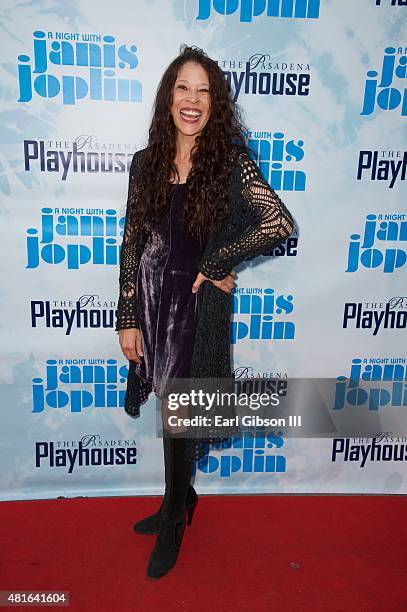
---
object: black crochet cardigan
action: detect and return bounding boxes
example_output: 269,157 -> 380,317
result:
115,146 -> 294,462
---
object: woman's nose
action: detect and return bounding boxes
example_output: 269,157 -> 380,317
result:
185,90 -> 199,103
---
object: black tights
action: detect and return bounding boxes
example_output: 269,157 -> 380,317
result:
162,434 -> 194,522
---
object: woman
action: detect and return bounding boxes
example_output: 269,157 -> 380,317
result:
115,45 -> 294,580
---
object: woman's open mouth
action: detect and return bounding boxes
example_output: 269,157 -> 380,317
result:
179,108 -> 202,123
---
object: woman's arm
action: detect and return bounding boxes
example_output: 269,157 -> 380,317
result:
197,149 -> 295,281
115,151 -> 144,332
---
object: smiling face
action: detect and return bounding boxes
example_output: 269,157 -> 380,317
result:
170,61 -> 211,139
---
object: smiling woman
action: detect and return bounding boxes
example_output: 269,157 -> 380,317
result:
170,61 -> 211,183
115,44 -> 294,580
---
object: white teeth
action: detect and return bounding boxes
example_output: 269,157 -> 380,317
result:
180,110 -> 201,117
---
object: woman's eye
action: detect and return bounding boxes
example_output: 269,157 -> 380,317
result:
177,85 -> 187,90
200,89 -> 209,93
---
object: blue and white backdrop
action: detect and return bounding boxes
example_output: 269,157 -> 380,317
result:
0,0 -> 406,500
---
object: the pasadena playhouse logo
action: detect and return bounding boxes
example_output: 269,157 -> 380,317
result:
231,287 -> 295,344
220,53 -> 311,103
23,135 -> 136,181
374,1 -> 407,7
26,206 -> 125,270
30,294 -> 118,335
196,0 -> 320,22
342,296 -> 407,335
35,434 -> 137,474
346,213 -> 406,274
17,30 -> 141,105
332,433 -> 407,468
361,46 -> 406,117
356,148 -> 406,189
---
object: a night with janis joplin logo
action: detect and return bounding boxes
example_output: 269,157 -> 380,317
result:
345,213 -> 406,274
25,207 -> 125,270
31,358 -> 129,414
231,287 -> 295,343
17,30 -> 142,105
360,46 -> 407,117
196,0 -> 321,22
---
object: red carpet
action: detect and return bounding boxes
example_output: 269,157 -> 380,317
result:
0,495 -> 406,611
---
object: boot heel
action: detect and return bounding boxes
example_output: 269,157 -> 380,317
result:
187,501 -> 197,526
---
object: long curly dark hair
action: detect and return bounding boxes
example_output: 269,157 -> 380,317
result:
128,44 -> 249,240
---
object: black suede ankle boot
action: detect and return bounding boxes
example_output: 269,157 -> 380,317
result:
146,436 -> 195,579
133,484 -> 198,535
134,436 -> 172,535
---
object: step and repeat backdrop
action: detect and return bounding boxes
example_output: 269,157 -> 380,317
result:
0,0 -> 405,501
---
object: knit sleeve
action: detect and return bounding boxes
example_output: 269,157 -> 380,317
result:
115,152 -> 143,332
197,150 -> 295,280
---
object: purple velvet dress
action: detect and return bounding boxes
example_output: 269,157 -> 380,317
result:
135,183 -> 209,397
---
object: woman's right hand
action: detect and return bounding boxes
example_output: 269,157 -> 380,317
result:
192,271 -> 235,294
118,328 -> 144,363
